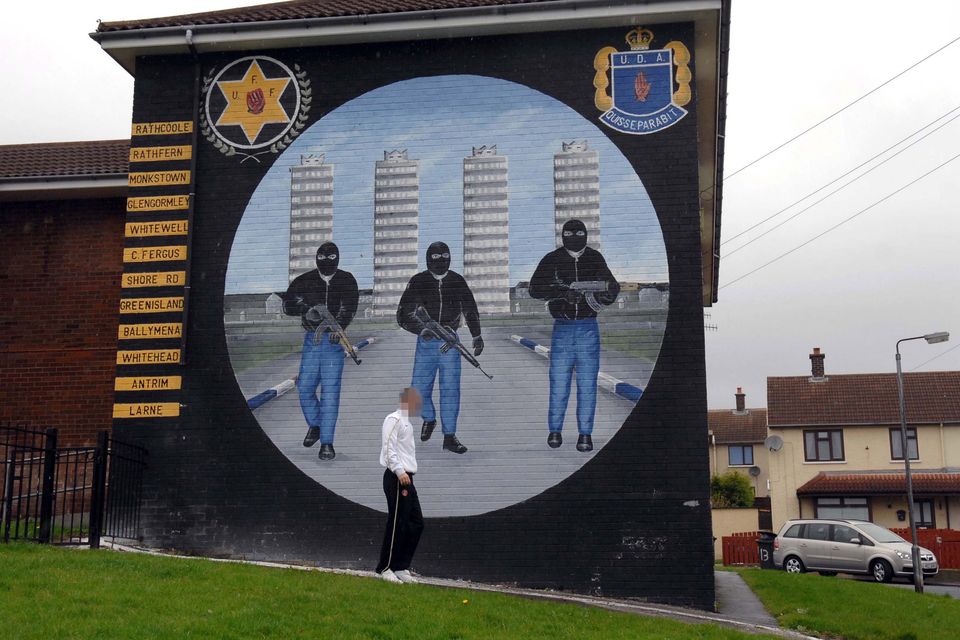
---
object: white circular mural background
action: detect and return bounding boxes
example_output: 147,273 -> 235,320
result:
224,75 -> 670,516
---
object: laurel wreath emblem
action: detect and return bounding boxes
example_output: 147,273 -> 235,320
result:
200,61 -> 312,163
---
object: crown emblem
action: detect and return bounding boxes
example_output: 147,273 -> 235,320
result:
625,27 -> 655,50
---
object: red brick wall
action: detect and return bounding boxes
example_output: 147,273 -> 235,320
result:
0,197 -> 124,445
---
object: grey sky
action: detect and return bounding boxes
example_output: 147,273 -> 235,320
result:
3,1 -> 958,407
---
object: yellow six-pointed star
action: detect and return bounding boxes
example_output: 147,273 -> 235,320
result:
215,60 -> 292,145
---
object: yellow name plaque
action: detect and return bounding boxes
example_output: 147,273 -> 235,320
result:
119,297 -> 184,314
129,146 -> 192,162
116,349 -> 182,365
122,271 -> 186,288
128,170 -> 191,187
131,121 -> 193,136
115,376 -> 183,391
123,246 -> 187,263
114,403 -> 180,419
125,220 -> 189,237
126,195 -> 189,213
118,323 -> 183,340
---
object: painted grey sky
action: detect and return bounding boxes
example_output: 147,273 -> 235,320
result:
225,74 -> 664,293
3,1 -> 958,406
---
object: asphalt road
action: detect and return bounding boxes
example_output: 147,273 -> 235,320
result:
235,325 -> 650,517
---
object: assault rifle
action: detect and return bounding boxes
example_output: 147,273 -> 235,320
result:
554,279 -> 612,313
413,306 -> 493,380
305,304 -> 362,365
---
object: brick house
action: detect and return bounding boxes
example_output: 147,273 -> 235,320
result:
766,349 -> 960,531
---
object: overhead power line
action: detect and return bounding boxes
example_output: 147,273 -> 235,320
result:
722,108 -> 960,258
720,33 -> 960,183
911,343 -> 960,371
722,104 -> 960,248
719,150 -> 960,290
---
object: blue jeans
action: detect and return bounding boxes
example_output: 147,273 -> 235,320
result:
548,317 -> 600,435
411,335 -> 461,434
297,331 -> 345,444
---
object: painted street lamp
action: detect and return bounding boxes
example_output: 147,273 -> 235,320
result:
895,331 -> 950,594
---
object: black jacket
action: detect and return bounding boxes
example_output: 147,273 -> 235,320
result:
281,269 -> 359,331
397,271 -> 482,338
529,247 -> 620,320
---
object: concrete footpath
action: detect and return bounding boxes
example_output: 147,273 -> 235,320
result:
102,543 -> 812,638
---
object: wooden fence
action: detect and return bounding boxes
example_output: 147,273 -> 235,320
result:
721,530 -> 761,566
892,528 -> 960,570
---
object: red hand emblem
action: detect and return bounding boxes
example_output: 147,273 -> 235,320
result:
634,72 -> 651,102
246,88 -> 265,115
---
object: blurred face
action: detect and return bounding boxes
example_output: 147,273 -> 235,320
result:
401,389 -> 422,416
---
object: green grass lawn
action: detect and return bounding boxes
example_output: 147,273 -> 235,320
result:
0,544 -> 770,640
730,566 -> 960,640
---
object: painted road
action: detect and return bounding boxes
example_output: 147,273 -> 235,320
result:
234,324 -> 656,517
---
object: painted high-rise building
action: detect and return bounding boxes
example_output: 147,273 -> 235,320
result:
288,154 -> 334,282
553,140 -> 600,250
373,150 -> 420,316
463,145 -> 510,315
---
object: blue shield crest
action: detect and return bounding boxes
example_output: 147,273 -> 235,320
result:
600,49 -> 688,135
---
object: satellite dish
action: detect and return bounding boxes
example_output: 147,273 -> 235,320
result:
765,435 -> 784,452
749,466 -> 762,477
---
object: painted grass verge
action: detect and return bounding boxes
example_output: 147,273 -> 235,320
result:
731,566 -> 960,640
0,544 -> 774,640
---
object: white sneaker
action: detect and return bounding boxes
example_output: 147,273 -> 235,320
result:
379,569 -> 403,584
393,570 -> 418,584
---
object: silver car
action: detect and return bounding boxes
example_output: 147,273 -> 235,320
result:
773,519 -> 939,583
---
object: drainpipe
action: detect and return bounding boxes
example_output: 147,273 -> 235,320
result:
179,28 -> 201,366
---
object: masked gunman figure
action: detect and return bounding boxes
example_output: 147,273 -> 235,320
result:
281,242 -> 359,461
397,242 -> 483,454
529,220 -> 620,452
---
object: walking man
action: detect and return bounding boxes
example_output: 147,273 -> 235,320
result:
376,387 -> 424,584
397,241 -> 483,454
281,241 -> 359,461
529,220 -> 620,452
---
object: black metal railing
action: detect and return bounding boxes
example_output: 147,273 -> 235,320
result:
0,424 -> 147,547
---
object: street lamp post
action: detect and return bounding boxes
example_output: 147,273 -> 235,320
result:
895,331 -> 949,594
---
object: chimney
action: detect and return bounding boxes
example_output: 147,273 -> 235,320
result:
734,387 -> 746,413
810,347 -> 826,380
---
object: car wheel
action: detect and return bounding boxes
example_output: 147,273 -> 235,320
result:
784,556 -> 805,574
871,559 -> 893,583
818,571 -> 837,577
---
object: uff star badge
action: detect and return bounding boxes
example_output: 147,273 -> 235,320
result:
201,56 -> 311,162
593,28 -> 692,135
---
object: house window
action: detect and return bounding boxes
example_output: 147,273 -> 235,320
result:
815,496 -> 869,521
890,428 -> 919,460
727,445 -> 754,466
804,429 -> 844,462
913,500 -> 936,528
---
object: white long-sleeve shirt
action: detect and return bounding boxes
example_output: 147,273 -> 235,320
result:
380,409 -> 417,476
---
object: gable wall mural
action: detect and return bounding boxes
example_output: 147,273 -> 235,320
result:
112,23 -> 714,607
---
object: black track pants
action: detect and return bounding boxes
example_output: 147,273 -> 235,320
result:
375,469 -> 424,573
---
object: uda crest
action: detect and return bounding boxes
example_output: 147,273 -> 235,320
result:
201,56 -> 311,162
593,28 -> 692,135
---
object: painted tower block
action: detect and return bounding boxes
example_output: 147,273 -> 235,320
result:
289,154 -> 333,281
463,145 -> 510,316
373,150 -> 420,316
554,140 -> 600,250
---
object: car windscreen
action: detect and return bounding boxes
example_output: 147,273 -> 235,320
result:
856,522 -> 906,543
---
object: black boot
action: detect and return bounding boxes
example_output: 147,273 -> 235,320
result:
442,434 -> 467,454
576,435 -> 593,452
303,427 -> 321,448
421,420 -> 437,441
547,432 -> 562,449
319,444 -> 336,460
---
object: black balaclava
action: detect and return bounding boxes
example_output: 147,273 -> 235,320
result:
561,219 -> 588,253
315,241 -> 340,277
426,241 -> 451,277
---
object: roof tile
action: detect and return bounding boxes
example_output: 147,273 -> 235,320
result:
768,371 -> 960,427
797,471 -> 960,495
707,408 -> 767,444
0,140 -> 130,180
